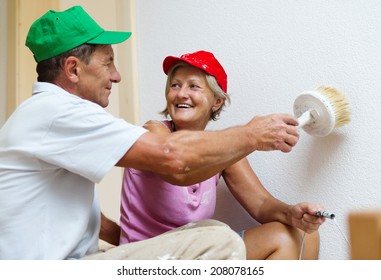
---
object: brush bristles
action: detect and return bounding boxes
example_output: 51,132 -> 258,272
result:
316,86 -> 351,127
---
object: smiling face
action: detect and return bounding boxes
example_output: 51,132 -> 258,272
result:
166,65 -> 224,131
75,45 -> 121,108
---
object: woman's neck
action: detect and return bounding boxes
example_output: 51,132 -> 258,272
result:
171,121 -> 207,132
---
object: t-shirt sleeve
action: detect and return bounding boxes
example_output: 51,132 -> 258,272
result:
36,102 -> 147,183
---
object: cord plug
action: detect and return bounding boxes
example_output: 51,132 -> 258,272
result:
315,210 -> 335,219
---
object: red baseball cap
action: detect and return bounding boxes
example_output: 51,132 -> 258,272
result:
162,50 -> 227,93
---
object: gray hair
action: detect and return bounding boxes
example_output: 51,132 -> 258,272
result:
36,44 -> 97,83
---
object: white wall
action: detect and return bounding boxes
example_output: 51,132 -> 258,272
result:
135,0 -> 381,260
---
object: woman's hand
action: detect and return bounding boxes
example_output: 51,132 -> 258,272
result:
289,202 -> 326,233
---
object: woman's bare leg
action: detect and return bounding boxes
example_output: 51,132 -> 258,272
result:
242,222 -> 320,260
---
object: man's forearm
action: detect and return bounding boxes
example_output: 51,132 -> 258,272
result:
157,126 -> 253,185
117,114 -> 299,185
118,125 -> 253,185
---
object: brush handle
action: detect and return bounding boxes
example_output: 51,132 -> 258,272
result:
297,110 -> 312,128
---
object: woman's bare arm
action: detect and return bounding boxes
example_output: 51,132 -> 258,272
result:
222,158 -> 325,232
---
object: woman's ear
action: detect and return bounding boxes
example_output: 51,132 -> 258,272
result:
212,98 -> 224,112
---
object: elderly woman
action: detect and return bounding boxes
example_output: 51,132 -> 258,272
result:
119,50 -> 325,259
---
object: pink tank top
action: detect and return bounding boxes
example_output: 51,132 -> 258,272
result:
119,120 -> 219,244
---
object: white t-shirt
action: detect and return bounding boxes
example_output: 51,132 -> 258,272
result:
0,82 -> 147,259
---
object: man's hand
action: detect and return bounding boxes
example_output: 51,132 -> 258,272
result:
247,114 -> 299,153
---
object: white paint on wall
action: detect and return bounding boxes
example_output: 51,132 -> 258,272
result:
135,0 -> 381,260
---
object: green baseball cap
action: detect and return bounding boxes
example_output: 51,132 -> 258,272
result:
25,6 -> 132,62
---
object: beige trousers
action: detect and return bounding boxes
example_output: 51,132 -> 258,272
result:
82,219 -> 246,260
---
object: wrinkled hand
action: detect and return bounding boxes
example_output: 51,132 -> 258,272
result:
289,202 -> 326,233
247,114 -> 299,153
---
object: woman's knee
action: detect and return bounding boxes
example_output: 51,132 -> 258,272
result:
272,223 -> 320,259
265,222 -> 300,246
242,222 -> 320,260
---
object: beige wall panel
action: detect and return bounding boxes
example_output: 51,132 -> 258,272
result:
6,0 -> 59,117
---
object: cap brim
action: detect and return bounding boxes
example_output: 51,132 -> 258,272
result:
87,31 -> 132,45
163,56 -> 184,74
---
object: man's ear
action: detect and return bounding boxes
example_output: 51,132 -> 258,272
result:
63,56 -> 80,83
